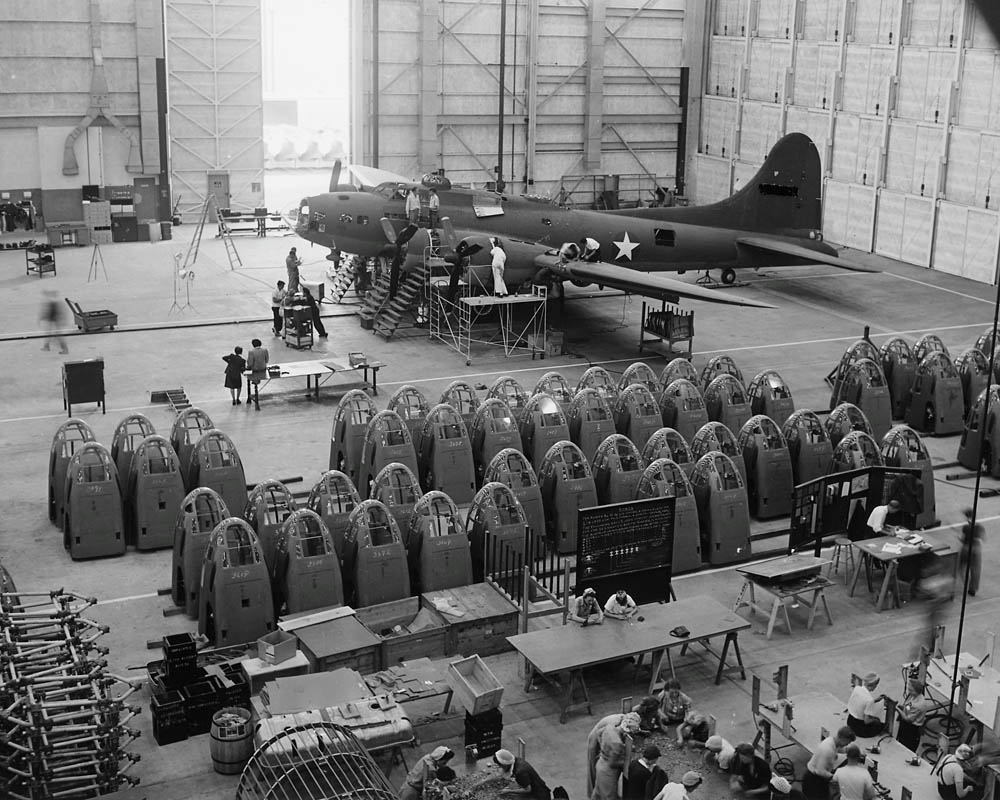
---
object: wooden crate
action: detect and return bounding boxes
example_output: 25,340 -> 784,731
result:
294,615 -> 380,675
355,597 -> 447,669
422,584 -> 519,658
445,655 -> 504,715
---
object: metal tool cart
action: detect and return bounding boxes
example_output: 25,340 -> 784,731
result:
283,298 -> 313,350
25,243 -> 56,277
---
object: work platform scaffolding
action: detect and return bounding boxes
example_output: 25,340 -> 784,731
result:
425,255 -> 547,365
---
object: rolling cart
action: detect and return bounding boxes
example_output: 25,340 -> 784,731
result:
283,301 -> 313,350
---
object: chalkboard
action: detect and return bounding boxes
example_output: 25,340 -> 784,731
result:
577,496 -> 674,604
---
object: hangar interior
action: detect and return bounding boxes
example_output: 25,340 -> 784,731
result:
2,2 -> 1000,800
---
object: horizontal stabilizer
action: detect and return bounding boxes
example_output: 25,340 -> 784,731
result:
557,259 -> 774,308
736,237 -> 879,273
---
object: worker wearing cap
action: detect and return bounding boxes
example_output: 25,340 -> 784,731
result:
867,498 -> 901,535
569,587 -> 604,625
593,713 -> 641,800
846,672 -> 885,737
652,771 -> 703,799
703,734 -> 736,770
936,744 -> 981,800
768,774 -> 805,799
397,745 -> 454,800
604,588 -> 639,620
493,748 -> 551,800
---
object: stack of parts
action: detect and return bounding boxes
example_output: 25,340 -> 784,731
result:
0,590 -> 142,799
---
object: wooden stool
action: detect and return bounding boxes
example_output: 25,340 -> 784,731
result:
830,537 -> 855,583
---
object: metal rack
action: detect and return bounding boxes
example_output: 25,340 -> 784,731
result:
427,255 -> 547,364
0,590 -> 142,800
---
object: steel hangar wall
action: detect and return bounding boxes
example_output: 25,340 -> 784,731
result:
685,0 -> 1000,284
351,0 -> 686,204
0,0 -> 164,226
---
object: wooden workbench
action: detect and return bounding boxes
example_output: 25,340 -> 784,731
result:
734,555 -> 833,639
507,595 -> 749,722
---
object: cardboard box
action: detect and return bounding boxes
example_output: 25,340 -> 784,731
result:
257,630 -> 298,665
446,655 -> 504,716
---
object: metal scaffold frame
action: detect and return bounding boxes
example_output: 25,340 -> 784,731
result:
426,254 -> 547,365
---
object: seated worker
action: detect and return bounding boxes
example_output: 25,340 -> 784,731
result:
867,498 -> 901,536
703,734 -> 736,771
623,744 -> 663,800
494,748 -> 551,800
936,744 -> 983,800
831,744 -> 875,800
568,587 -> 604,626
676,711 -> 711,749
846,672 -> 886,737
729,743 -> 772,797
802,726 -> 855,799
631,696 -> 664,732
604,588 -> 639,620
657,678 -> 692,727
896,676 -> 932,751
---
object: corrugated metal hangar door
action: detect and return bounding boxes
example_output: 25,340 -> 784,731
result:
165,0 -> 264,219
354,0 -> 685,204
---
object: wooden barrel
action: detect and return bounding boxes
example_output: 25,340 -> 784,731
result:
210,706 -> 253,775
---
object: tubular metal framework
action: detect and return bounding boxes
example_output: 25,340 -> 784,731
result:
0,590 -> 141,799
236,722 -> 396,800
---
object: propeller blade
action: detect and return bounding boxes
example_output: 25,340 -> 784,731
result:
441,217 -> 458,250
380,217 -> 397,244
328,159 -> 342,192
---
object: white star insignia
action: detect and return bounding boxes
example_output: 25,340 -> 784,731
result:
613,231 -> 639,260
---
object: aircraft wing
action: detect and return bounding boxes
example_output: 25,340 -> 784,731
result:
555,258 -> 774,308
736,236 -> 879,273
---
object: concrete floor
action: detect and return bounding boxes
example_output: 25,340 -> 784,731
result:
1,222 -> 997,800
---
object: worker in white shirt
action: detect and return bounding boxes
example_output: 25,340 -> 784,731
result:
867,499 -> 901,535
604,588 -> 639,620
846,672 -> 885,737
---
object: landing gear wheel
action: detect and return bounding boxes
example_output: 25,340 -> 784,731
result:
721,268 -> 736,285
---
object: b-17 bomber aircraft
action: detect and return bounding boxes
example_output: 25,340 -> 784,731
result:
294,132 -> 873,309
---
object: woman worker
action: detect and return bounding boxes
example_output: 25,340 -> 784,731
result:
593,713 -> 642,800
398,745 -> 454,800
586,712 -> 640,796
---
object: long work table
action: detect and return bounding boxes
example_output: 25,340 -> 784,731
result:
507,595 -> 749,723
756,691 -> 940,799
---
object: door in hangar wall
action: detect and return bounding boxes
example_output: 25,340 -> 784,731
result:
208,173 -> 230,211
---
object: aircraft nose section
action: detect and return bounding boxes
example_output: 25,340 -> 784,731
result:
295,197 -> 334,248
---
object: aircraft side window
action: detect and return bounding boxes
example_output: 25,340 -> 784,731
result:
654,228 -> 676,247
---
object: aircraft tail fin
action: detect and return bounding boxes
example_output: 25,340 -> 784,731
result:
663,133 -> 824,234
